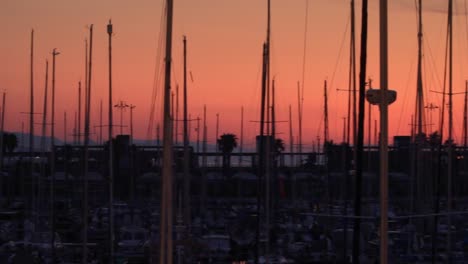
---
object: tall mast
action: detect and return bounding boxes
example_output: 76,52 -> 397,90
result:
378,0 -> 389,263
416,0 -> 424,137
77,81 -> 81,145
74,112 -> 77,145
160,0 -> 174,261
353,0 -> 370,261
41,61 -> 49,153
82,25 -> 92,264
297,82 -> 302,165
300,0 -> 308,153
172,91 -> 175,140
464,81 -> 467,147
100,99 -> 103,145
182,35 -> 191,232
50,47 -> 60,262
201,105 -> 207,213
256,43 -> 268,264
239,106 -> 244,166
272,81 -> 276,145
324,80 -> 329,144
351,0 -> 357,148
289,105 -> 293,166
447,0 -> 454,260
176,82 -> 179,145
81,40 -> 87,145
368,79 -> 372,172
215,113 -> 219,166
29,30 -> 34,155
64,112 -> 67,144
196,117 -> 200,153
107,20 -> 115,264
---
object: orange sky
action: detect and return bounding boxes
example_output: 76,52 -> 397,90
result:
2,0 -> 468,150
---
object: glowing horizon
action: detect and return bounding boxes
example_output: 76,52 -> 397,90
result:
2,0 -> 468,150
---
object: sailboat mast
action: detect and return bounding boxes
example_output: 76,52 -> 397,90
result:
297,82 -> 302,165
447,0 -> 454,260
464,81 -> 467,147
196,117 -> 200,153
64,112 -> 67,144
50,47 -> 60,262
160,0 -> 174,261
239,106 -> 244,166
378,0 -> 388,263
416,0 -> 424,137
82,25 -> 92,264
41,61 -> 49,153
176,82 -> 179,145
77,81 -> 81,145
351,0 -> 357,148
256,42 -> 268,264
107,20 -> 115,264
200,106 -> 207,213
368,80 -> 372,172
74,112 -> 77,144
100,99 -> 103,145
203,105 -> 207,167
324,80 -> 329,144
182,35 -> 191,233
215,113 -> 219,166
288,105 -> 294,166
29,29 -> 34,155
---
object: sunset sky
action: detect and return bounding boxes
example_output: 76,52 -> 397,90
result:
2,0 -> 468,150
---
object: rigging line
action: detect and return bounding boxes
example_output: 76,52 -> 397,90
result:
422,43 -> 434,108
329,18 -> 350,96
424,35 -> 444,119
148,4 -> 165,134
395,56 -> 416,136
324,17 -> 350,142
147,1 -> 167,141
439,5 -> 450,142
245,56 -> 263,141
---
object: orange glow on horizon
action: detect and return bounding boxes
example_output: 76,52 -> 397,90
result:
2,1 -> 468,150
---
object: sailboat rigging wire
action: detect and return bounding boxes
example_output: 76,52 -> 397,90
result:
439,12 -> 450,142
147,1 -> 167,142
324,17 -> 350,141
395,57 -> 416,136
425,33 -> 445,111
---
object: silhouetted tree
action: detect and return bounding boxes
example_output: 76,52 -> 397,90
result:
217,133 -> 238,173
428,132 -> 441,147
274,138 -> 285,154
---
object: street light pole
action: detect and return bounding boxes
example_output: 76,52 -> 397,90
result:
114,101 -> 129,135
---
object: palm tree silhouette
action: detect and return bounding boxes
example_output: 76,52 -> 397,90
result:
274,138 -> 285,154
217,133 -> 238,174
